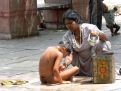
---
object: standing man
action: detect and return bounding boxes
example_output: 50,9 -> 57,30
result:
89,0 -> 103,30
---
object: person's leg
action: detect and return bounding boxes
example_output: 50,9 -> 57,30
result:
60,66 -> 79,81
102,41 -> 111,51
106,24 -> 115,36
89,0 -> 93,23
95,40 -> 112,55
90,0 -> 97,26
113,23 -> 120,35
97,0 -> 103,30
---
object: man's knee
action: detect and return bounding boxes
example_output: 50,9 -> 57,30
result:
73,66 -> 80,73
106,24 -> 113,29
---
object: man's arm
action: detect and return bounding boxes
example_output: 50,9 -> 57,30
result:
64,53 -> 73,67
53,53 -> 63,83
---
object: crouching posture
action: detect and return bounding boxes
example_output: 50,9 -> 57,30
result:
39,42 -> 79,84
102,3 -> 120,36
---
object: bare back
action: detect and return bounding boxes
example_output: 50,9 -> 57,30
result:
39,46 -> 79,84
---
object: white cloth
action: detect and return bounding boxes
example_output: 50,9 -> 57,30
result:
63,23 -> 111,76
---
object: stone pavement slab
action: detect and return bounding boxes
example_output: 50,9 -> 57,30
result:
0,75 -> 121,91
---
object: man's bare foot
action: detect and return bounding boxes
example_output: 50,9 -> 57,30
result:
112,32 -> 120,36
112,26 -> 120,36
115,26 -> 120,34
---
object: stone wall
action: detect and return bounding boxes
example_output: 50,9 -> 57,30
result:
0,0 -> 39,39
72,0 -> 89,22
42,0 -> 89,29
42,0 -> 72,29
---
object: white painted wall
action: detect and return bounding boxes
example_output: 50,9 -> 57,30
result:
103,0 -> 121,5
37,0 -> 121,5
37,0 -> 45,4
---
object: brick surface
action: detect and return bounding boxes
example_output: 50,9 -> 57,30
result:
0,0 -> 39,39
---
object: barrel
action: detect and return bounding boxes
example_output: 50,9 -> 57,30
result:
92,52 -> 115,84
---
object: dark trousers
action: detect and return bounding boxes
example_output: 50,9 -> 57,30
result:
89,0 -> 103,30
106,23 -> 120,34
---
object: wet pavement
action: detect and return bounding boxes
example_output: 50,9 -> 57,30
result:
0,16 -> 121,91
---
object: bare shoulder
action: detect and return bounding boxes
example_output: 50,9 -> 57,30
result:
44,46 -> 61,55
44,46 -> 56,53
46,46 -> 54,50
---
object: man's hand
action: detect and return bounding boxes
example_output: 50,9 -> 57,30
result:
59,64 -> 66,72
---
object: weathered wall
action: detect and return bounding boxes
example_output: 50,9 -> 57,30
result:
44,0 -> 70,4
0,0 -> 39,39
43,0 -> 72,29
43,0 -> 89,29
0,0 -> 10,36
72,0 -> 89,22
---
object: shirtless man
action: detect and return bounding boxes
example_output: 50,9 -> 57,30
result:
39,43 -> 79,84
